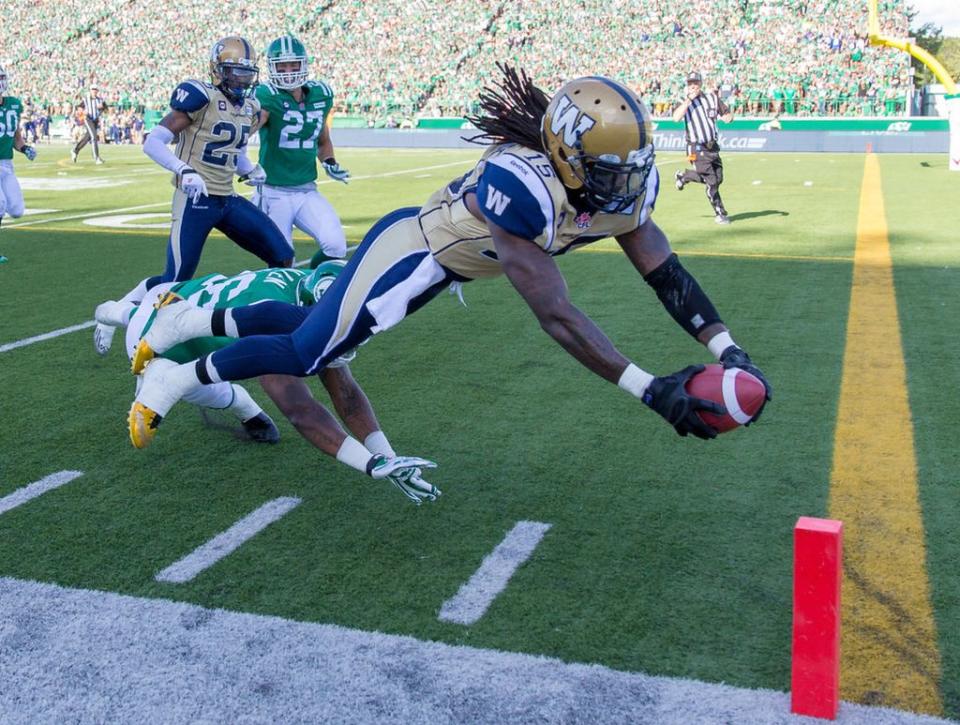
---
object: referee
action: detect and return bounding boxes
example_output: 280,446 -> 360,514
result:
673,72 -> 733,224
71,86 -> 105,164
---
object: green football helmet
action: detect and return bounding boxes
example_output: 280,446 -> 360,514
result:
297,259 -> 345,306
265,35 -> 309,90
0,65 -> 8,96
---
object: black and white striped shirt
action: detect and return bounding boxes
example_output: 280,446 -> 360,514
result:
682,91 -> 729,144
81,93 -> 104,121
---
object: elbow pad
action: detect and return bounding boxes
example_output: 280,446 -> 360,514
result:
643,253 -> 722,338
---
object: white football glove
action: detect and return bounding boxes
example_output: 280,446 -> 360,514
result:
322,158 -> 350,184
368,455 -> 440,505
239,163 -> 267,187
179,167 -> 208,203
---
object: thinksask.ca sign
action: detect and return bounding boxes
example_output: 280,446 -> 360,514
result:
331,117 -> 951,152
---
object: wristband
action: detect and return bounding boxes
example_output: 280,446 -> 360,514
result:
617,363 -> 655,399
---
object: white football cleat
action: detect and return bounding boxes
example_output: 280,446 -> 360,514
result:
131,292 -> 207,374
70,149 -> 78,163
93,323 -> 115,356
95,299 -> 134,326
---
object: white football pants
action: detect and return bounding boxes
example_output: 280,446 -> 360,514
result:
252,185 -> 346,259
0,160 -> 25,218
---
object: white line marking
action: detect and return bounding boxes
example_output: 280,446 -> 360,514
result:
5,160 -> 475,230
0,575 -> 945,724
439,520 -> 551,625
0,471 -> 84,516
156,497 -> 302,584
0,321 -> 96,353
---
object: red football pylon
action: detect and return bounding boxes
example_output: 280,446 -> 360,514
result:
791,517 -> 843,720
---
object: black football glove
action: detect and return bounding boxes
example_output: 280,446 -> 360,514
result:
642,364 -> 726,440
719,345 -> 772,424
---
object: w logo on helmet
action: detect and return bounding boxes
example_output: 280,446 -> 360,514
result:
548,95 -> 596,147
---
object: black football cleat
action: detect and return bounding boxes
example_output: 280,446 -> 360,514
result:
242,411 -> 280,444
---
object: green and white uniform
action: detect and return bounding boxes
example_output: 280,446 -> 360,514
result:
0,96 -> 26,219
251,81 -> 346,258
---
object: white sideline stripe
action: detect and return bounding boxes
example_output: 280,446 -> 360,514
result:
0,576 -> 949,724
0,321 -> 96,353
4,160 -> 475,229
0,471 -> 83,515
439,520 -> 551,625
155,497 -> 301,584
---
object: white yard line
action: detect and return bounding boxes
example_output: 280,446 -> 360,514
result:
155,497 -> 302,584
0,471 -> 84,516
0,321 -> 96,353
439,521 -> 551,626
0,575 -> 947,724
4,160 -> 475,230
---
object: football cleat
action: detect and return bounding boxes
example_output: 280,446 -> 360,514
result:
131,291 -> 187,374
675,169 -> 686,191
70,149 -> 78,163
715,213 -> 731,225
242,411 -> 280,444
128,401 -> 163,449
93,323 -> 116,356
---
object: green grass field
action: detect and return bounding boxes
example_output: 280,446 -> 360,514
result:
1,145 -> 958,719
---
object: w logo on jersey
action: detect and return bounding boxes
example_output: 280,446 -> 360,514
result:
174,89 -> 189,104
549,95 -> 596,147
484,185 -> 511,216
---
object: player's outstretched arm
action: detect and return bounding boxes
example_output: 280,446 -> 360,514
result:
493,221 -> 724,438
616,220 -> 772,413
319,365 -> 382,443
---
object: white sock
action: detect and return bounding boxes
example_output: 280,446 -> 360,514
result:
707,331 -> 737,360
336,437 -> 375,473
364,431 -> 396,458
119,277 -> 152,305
228,384 -> 262,422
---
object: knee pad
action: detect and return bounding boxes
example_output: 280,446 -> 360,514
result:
643,253 -> 722,338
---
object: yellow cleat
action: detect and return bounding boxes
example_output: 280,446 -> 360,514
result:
130,291 -> 183,374
130,339 -> 155,375
128,401 -> 164,449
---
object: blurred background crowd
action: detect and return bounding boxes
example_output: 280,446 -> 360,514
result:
1,0 -> 913,130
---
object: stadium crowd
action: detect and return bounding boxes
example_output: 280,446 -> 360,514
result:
2,0 -> 912,123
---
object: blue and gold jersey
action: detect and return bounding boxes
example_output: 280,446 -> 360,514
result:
168,80 -> 259,195
418,143 -> 660,279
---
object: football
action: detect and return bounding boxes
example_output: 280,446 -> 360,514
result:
684,363 -> 766,433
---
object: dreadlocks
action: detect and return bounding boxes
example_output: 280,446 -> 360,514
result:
465,63 -> 550,152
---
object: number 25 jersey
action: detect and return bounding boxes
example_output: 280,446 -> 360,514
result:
168,80 -> 259,195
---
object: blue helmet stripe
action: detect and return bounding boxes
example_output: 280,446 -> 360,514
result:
586,76 -> 648,147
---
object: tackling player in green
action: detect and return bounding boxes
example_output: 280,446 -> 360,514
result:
242,35 -> 349,264
0,65 -> 38,263
99,262 -> 440,504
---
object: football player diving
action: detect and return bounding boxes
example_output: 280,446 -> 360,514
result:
244,34 -> 351,265
92,36 -> 293,355
0,65 -> 38,264
103,262 -> 439,504
128,65 -> 771,448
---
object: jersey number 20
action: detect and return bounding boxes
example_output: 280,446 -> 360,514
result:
202,121 -> 251,167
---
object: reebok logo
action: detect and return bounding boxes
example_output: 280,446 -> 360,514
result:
484,186 -> 511,216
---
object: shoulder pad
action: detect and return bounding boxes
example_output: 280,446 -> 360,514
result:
170,80 -> 209,113
477,150 -> 560,247
311,81 -> 334,98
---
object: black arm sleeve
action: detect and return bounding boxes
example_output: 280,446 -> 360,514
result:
643,253 -> 722,338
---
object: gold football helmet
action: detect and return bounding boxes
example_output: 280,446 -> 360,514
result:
541,76 -> 655,212
209,36 -> 259,102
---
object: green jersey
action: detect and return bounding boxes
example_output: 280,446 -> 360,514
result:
143,268 -> 309,363
256,80 -> 335,187
0,96 -> 23,160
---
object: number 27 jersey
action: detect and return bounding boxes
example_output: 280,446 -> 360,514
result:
255,80 -> 334,187
168,80 -> 259,195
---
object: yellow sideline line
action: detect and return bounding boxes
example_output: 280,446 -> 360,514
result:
827,154 -> 941,714
576,246 -> 852,263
